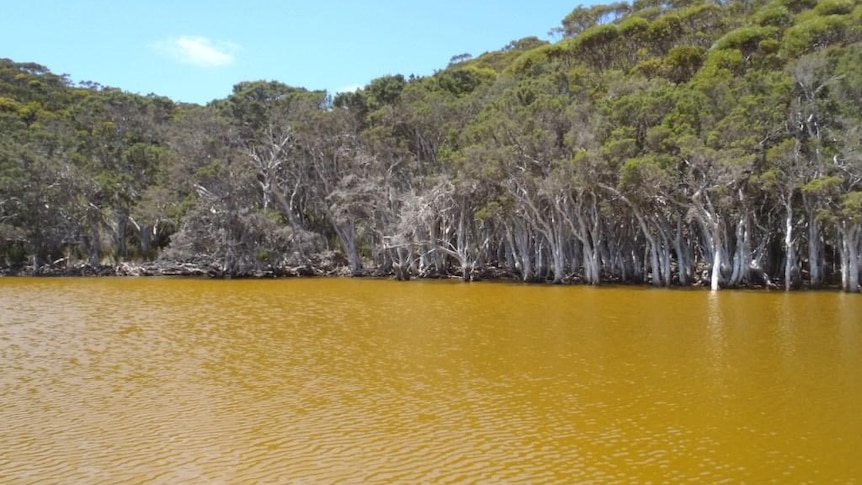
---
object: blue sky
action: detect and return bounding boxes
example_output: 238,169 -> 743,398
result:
2,1 -> 589,105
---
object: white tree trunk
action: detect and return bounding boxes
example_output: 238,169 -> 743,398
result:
674,224 -> 690,286
805,198 -> 822,287
784,205 -> 794,291
848,249 -> 859,293
660,239 -> 672,286
840,225 -> 860,293
551,232 -> 565,284
514,225 -> 533,282
711,238 -> 722,292
334,221 -> 362,275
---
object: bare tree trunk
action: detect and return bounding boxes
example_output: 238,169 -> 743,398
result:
275,179 -> 305,229
587,195 -> 604,285
839,225 -> 860,293
506,221 -> 533,282
674,218 -> 690,286
510,185 -> 566,283
83,224 -> 101,267
690,189 -> 724,291
334,220 -> 362,275
551,228 -> 565,284
737,214 -> 753,286
393,246 -> 412,281
711,238 -> 722,292
659,230 -> 672,287
784,201 -> 795,291
848,248 -> 859,293
637,215 -> 661,287
114,211 -> 128,262
437,205 -> 480,281
805,196 -> 823,287
729,218 -> 743,286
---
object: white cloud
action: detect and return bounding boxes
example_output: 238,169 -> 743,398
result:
335,84 -> 363,94
153,36 -> 238,68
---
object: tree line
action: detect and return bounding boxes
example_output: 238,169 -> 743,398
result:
1,0 -> 861,290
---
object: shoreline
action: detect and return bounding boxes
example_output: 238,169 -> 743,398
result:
0,259 -> 848,292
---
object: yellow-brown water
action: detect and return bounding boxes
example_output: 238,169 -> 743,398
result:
1,278 -> 860,483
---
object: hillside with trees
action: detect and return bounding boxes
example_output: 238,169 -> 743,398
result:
1,0 -> 861,290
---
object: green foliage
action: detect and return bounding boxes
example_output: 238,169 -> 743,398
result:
678,3 -> 725,30
474,200 -> 502,222
697,48 -> 744,83
783,15 -> 857,55
3,241 -> 27,264
618,155 -> 673,193
435,66 -> 496,96
714,26 -> 779,54
503,37 -> 548,52
632,58 -> 666,78
647,14 -> 683,53
227,80 -> 322,137
0,96 -> 20,112
618,16 -> 650,37
507,45 -> 556,76
577,24 -> 620,48
333,90 -> 368,117
839,191 -> 862,222
777,0 -> 818,14
568,24 -> 624,70
2,0 -> 862,288
802,175 -> 843,194
831,44 -> 862,117
753,4 -> 794,27
561,3 -> 629,37
365,74 -> 406,108
665,46 -> 706,83
814,0 -> 855,16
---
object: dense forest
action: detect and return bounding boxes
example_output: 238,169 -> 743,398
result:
1,0 -> 861,291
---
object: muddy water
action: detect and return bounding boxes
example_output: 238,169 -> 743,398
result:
1,278 -> 860,483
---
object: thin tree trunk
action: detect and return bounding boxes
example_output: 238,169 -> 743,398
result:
784,202 -> 795,291
711,229 -> 722,292
334,220 -> 362,275
840,225 -> 860,293
805,196 -> 823,287
674,219 -> 690,286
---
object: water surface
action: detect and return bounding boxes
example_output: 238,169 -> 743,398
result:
1,278 -> 860,483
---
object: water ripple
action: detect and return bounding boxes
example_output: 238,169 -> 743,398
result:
1,279 -> 861,482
